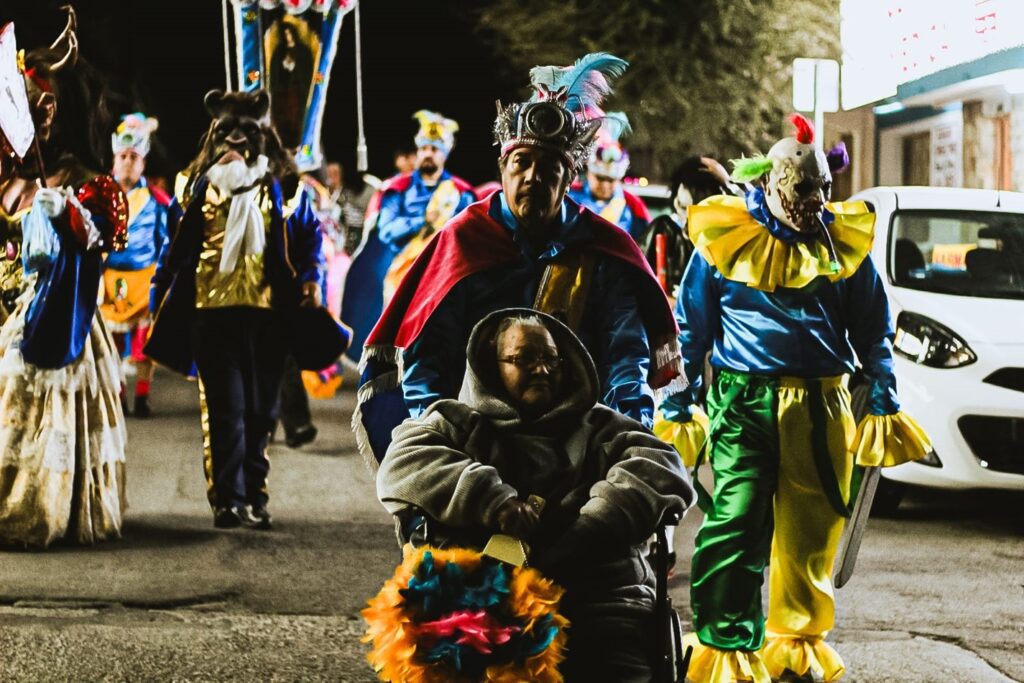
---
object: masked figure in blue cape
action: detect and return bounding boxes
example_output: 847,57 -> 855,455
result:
339,110 -> 475,364
353,53 -> 680,466
146,89 -> 346,531
653,114 -> 931,683
568,111 -> 650,242
0,8 -> 130,548
99,112 -> 170,418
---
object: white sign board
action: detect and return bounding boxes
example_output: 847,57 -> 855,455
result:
793,58 -> 840,113
0,23 -> 34,160
930,119 -> 963,188
841,0 -> 1024,109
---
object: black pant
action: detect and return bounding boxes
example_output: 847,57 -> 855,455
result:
278,353 -> 312,435
191,307 -> 286,509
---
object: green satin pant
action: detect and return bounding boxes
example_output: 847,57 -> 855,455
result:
690,370 -> 854,658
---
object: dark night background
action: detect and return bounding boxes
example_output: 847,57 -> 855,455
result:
1,1 -> 523,187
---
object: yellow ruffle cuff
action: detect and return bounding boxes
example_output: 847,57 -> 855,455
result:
852,411 -> 932,467
762,636 -> 845,682
683,633 -> 771,683
653,406 -> 709,468
686,195 -> 876,292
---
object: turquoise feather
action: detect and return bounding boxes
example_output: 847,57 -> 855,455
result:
529,52 -> 628,113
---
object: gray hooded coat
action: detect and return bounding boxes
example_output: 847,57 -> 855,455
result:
377,308 -> 695,680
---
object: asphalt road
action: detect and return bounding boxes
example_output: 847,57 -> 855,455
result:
0,370 -> 1021,682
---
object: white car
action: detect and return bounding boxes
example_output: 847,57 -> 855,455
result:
848,186 -> 1024,509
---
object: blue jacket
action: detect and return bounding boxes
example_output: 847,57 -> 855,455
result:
401,192 -> 656,427
145,175 -> 324,375
568,183 -> 650,241
19,199 -> 107,369
104,177 -> 169,271
376,169 -> 475,249
662,251 -> 900,420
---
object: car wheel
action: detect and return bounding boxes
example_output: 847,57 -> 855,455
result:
849,374 -> 906,517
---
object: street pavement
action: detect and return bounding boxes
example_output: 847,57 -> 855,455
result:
0,370 -> 1021,682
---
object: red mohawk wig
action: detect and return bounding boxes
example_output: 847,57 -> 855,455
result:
789,113 -> 814,144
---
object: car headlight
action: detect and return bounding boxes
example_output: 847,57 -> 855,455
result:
893,312 -> 977,368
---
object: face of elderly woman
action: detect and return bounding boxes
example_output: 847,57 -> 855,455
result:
496,322 -> 563,416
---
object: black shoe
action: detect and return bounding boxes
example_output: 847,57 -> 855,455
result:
214,506 -> 261,529
285,424 -> 317,448
249,505 -> 273,531
133,394 -> 151,418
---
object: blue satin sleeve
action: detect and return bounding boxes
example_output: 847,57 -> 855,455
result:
150,200 -> 183,313
456,190 -> 476,215
20,209 -> 102,369
661,254 -> 719,422
286,189 -> 326,287
153,202 -> 169,270
376,190 -> 421,249
627,209 -> 649,242
401,279 -> 470,417
845,256 -> 900,415
594,260 -> 654,427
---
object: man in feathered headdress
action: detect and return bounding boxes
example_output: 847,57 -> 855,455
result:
568,111 -> 650,241
654,114 -> 931,682
378,110 -> 477,300
100,113 -> 170,418
338,110 -> 475,364
352,53 -> 679,467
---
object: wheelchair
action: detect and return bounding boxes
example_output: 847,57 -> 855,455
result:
392,508 -> 692,682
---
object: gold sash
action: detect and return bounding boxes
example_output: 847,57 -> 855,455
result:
533,250 -> 596,332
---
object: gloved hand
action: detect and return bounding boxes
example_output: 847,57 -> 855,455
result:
35,185 -> 68,218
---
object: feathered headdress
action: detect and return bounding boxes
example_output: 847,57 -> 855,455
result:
588,111 -> 631,180
494,52 -> 628,172
413,109 -> 459,157
112,112 -> 158,157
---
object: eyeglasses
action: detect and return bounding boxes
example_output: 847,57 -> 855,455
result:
498,354 -> 563,371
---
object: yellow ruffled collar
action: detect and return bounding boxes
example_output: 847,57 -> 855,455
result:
686,195 -> 876,292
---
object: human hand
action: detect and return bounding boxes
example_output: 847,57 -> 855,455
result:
35,185 -> 68,218
495,498 -> 540,539
300,281 -> 322,308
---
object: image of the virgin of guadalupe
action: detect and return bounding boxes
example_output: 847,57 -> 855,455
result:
266,16 -> 319,151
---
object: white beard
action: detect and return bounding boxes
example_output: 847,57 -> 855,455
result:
206,155 -> 270,273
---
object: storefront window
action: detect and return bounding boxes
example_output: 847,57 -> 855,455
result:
890,210 -> 1024,299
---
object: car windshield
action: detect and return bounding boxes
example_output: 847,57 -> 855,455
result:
889,209 -> 1024,299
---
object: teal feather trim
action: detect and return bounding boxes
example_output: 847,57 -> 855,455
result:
730,155 -> 774,182
529,52 -> 628,114
602,111 -> 631,141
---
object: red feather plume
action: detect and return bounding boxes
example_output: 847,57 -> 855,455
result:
790,113 -> 814,144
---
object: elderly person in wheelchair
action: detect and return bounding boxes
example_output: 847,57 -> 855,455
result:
377,308 -> 695,681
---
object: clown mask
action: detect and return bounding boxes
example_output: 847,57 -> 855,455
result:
763,114 -> 832,232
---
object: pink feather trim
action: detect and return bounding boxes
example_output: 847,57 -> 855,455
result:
418,610 -> 521,654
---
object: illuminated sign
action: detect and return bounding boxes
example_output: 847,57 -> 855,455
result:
841,0 -> 1024,109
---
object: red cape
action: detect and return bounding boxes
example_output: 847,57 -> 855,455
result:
366,196 -> 679,388
624,189 -> 651,222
